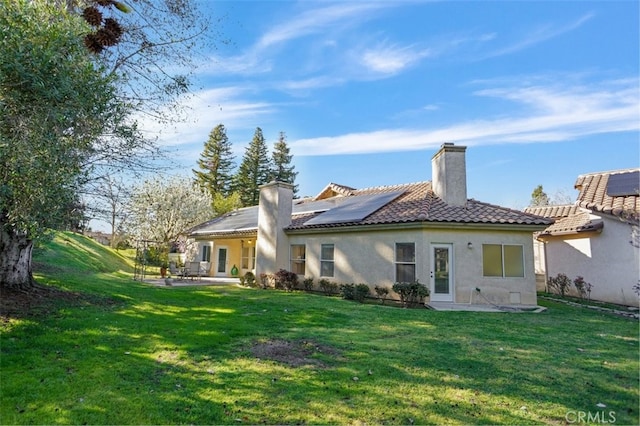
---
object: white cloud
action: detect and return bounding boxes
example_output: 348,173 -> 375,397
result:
361,42 -> 432,75
289,77 -> 639,156
484,12 -> 595,58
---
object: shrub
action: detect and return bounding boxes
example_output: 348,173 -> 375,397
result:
354,283 -> 370,303
392,281 -> 430,307
339,283 -> 354,300
374,286 -> 389,304
259,273 -> 274,289
274,269 -> 298,291
302,276 -> 314,291
548,273 -> 572,297
243,271 -> 256,288
318,278 -> 338,295
573,276 -> 592,299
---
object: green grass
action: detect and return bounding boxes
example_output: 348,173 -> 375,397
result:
1,232 -> 638,425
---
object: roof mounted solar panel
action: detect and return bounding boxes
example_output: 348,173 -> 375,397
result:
606,171 -> 640,197
303,191 -> 405,226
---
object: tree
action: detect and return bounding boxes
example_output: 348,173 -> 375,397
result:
126,176 -> 213,245
84,174 -> 131,247
234,127 -> 273,207
270,131 -> 298,195
193,124 -> 236,197
0,0 -> 139,289
530,185 -> 551,207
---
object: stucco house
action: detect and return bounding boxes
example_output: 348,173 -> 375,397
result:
188,143 -> 551,306
524,169 -> 640,307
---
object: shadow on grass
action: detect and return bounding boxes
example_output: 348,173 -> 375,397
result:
2,279 -> 638,424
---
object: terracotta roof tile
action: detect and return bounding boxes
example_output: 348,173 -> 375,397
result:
574,169 -> 639,222
523,205 -> 581,218
539,212 -> 604,237
287,181 -> 551,230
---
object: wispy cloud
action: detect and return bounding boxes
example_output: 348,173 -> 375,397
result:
135,87 -> 277,147
289,76 -> 639,156
199,2 -> 393,77
360,41 -> 433,75
483,12 -> 595,58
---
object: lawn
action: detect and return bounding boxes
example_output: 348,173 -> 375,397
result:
1,232 -> 638,425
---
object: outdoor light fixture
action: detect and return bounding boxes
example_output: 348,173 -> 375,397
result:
467,242 -> 473,249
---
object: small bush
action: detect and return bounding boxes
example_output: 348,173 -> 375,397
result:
319,278 -> 338,295
548,273 -> 572,297
354,283 -> 370,303
274,269 -> 298,291
302,276 -> 314,291
374,286 -> 389,304
573,276 -> 592,299
244,271 -> 256,288
392,281 -> 430,307
259,273 -> 274,289
340,283 -> 354,300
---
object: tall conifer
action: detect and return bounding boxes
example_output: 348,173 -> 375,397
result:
234,127 -> 272,206
193,124 -> 235,198
270,131 -> 298,195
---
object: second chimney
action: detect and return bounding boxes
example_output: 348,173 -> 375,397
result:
431,143 -> 467,207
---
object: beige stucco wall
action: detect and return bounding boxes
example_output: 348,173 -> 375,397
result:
543,216 -> 640,307
288,226 -> 538,305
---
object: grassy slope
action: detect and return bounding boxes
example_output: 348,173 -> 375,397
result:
1,232 -> 638,425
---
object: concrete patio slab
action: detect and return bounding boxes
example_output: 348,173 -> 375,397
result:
427,302 -> 546,313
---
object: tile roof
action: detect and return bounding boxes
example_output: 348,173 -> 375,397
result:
537,211 -> 604,237
523,204 -> 581,219
574,169 -> 640,222
190,181 -> 551,237
287,181 -> 552,230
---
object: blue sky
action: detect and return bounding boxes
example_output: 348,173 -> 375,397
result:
140,0 -> 639,209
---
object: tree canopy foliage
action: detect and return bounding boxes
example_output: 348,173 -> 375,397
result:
126,176 -> 212,244
271,131 -> 298,195
234,127 -> 273,207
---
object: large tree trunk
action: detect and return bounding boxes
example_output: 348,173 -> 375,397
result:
0,224 -> 35,291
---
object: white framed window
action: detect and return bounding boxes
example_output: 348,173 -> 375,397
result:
241,246 -> 255,270
320,244 -> 334,277
395,242 -> 416,282
482,244 -> 524,277
202,245 -> 211,262
290,244 -> 306,275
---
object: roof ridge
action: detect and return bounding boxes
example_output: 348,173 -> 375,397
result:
354,180 -> 429,193
577,168 -> 640,179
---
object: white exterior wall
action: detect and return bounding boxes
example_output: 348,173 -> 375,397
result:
544,216 -> 640,306
288,226 -> 538,305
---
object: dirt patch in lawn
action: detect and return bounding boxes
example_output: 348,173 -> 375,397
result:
249,339 -> 341,368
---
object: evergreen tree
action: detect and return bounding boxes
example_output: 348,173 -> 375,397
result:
530,184 -> 551,206
234,127 -> 272,206
271,131 -> 298,195
193,124 -> 235,197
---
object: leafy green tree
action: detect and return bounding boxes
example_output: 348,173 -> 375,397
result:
270,131 -> 298,195
530,185 -> 551,207
234,127 -> 273,206
0,0 -> 138,289
193,124 -> 236,197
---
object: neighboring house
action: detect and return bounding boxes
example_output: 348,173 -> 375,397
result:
189,143 -> 551,306
524,169 -> 640,307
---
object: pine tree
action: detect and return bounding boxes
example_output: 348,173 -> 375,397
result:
193,124 -> 235,198
270,131 -> 298,195
530,184 -> 551,206
234,127 -> 273,206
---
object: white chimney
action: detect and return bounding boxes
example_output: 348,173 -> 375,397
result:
255,181 -> 294,276
431,143 -> 467,206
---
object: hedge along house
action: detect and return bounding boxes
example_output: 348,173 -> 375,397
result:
188,143 -> 551,305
